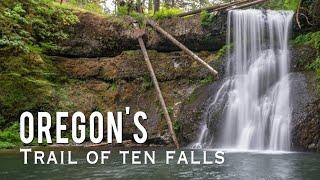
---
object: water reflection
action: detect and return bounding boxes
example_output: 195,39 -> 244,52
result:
0,148 -> 319,179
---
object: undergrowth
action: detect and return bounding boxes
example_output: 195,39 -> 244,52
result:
295,31 -> 320,93
0,123 -> 21,149
200,10 -> 216,28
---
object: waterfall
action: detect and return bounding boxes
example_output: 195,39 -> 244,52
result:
192,9 -> 294,151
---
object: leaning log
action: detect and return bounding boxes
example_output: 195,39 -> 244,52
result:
177,0 -> 252,17
227,0 -> 267,10
132,23 -> 180,149
147,19 -> 218,75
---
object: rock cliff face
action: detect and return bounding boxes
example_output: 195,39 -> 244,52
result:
52,50 -> 221,145
52,12 -> 227,58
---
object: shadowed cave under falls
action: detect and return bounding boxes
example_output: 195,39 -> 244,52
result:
192,9 -> 294,151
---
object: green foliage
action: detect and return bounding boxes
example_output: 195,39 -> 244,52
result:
58,0 -> 105,15
295,31 -> 320,70
153,8 -> 182,20
0,115 -> 6,127
295,31 -> 320,50
283,0 -> 300,10
173,120 -> 182,134
117,5 -> 130,16
295,31 -> 320,94
215,44 -> 229,59
0,54 -> 62,125
142,76 -> 153,91
130,11 -> 146,27
111,82 -> 117,91
0,123 -> 21,149
306,57 -> 320,71
0,0 -> 79,55
262,0 -> 299,10
200,76 -> 214,85
167,106 -> 174,115
200,10 -> 216,27
83,2 -> 104,14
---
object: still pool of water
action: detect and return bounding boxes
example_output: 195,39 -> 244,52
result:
0,148 -> 319,179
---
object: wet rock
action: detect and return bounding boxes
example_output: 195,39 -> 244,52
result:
290,72 -> 320,152
290,45 -> 318,72
176,81 -> 220,146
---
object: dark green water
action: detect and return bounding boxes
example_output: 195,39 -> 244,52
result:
0,148 -> 319,179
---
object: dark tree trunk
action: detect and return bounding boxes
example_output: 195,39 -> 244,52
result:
154,0 -> 160,12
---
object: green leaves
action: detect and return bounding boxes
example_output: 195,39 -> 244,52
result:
153,8 -> 182,20
297,31 -> 320,50
200,10 -> 215,28
0,0 -> 79,55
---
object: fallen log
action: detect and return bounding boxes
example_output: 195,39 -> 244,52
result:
132,22 -> 180,149
84,143 -> 108,148
227,0 -> 267,10
177,0 -> 252,17
147,19 -> 218,75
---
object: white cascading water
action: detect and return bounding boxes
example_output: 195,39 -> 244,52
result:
192,9 -> 294,151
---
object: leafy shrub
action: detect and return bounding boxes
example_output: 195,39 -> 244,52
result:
295,31 -> 320,70
200,10 -> 216,27
117,5 -> 130,16
284,0 -> 300,10
295,31 -> 320,50
0,123 -> 21,149
0,0 -> 79,55
153,8 -> 182,20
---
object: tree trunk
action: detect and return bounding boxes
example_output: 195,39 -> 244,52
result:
132,23 -> 180,149
148,0 -> 153,12
154,0 -> 160,12
137,0 -> 142,13
147,19 -> 219,75
164,0 -> 171,7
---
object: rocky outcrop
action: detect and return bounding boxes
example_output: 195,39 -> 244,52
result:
53,13 -> 227,58
290,45 -> 318,72
290,72 -> 320,152
54,50 -> 220,81
52,50 -> 221,145
176,80 -> 225,146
